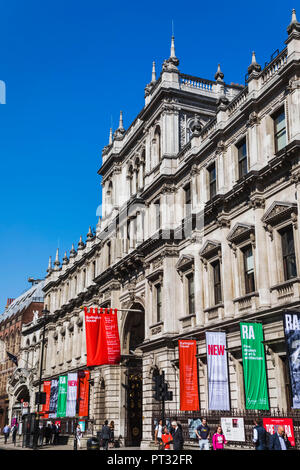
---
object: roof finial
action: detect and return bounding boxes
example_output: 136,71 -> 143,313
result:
62,251 -> 69,265
247,51 -> 261,75
69,243 -> 77,258
170,35 -> 176,59
214,63 -> 224,81
87,226 -> 93,240
287,8 -> 300,35
46,256 -> 52,274
114,111 -> 126,139
152,61 -> 156,83
53,248 -> 61,270
78,235 -> 85,250
109,127 -> 113,145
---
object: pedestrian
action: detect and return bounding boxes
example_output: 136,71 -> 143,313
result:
161,425 -> 173,450
109,421 -> 115,448
171,420 -> 184,450
269,426 -> 291,450
45,424 -> 52,445
101,420 -> 111,450
212,425 -> 227,451
252,419 -> 268,450
154,419 -> 163,448
12,424 -> 17,446
3,424 -> 10,444
195,417 -> 210,450
76,424 -> 82,449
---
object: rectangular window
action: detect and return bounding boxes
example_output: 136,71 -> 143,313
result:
156,284 -> 162,323
243,245 -> 255,294
281,226 -> 297,280
184,183 -> 192,218
155,199 -> 161,230
187,274 -> 195,315
212,260 -> 222,305
208,163 -> 216,199
107,241 -> 111,267
274,107 -> 286,152
237,138 -> 248,179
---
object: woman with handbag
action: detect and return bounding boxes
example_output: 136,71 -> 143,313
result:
161,426 -> 173,450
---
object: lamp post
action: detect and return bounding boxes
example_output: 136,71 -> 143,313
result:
33,307 -> 49,449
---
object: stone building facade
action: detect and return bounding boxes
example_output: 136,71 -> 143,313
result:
10,10 -> 300,448
1,279 -> 44,430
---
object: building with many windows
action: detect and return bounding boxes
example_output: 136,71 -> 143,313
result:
8,9 -> 300,448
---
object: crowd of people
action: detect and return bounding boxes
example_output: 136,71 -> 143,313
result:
154,417 -> 292,451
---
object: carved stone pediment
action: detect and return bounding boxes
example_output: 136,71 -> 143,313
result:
199,240 -> 221,260
175,254 -> 194,274
261,201 -> 297,227
227,222 -> 255,245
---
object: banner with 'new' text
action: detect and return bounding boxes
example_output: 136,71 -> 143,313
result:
206,331 -> 230,410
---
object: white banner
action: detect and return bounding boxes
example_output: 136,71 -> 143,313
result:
206,331 -> 230,410
66,372 -> 78,417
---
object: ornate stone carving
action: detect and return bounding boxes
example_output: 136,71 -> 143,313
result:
261,201 -> 298,227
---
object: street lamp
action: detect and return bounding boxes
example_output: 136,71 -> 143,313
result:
33,307 -> 49,449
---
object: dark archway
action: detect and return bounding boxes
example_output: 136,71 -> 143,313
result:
123,302 -> 144,446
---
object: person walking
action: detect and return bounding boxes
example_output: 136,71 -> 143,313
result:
76,424 -> 82,449
161,426 -> 173,450
269,426 -> 291,450
45,424 -> 52,445
252,419 -> 268,450
109,421 -> 115,448
171,421 -> 184,450
11,424 -> 18,446
212,425 -> 227,451
195,417 -> 210,450
101,420 -> 111,450
3,424 -> 10,444
154,419 -> 163,448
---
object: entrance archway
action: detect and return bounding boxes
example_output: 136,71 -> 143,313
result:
122,302 -> 144,446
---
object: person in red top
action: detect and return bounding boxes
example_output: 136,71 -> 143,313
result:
161,426 -> 173,450
212,425 -> 227,451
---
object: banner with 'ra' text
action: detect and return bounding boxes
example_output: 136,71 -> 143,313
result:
240,322 -> 269,410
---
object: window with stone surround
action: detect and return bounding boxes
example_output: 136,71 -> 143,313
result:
199,240 -> 223,308
242,245 -> 255,294
208,162 -> 216,199
280,225 -> 297,281
187,273 -> 195,315
212,260 -> 222,305
273,106 -> 286,153
184,183 -> 192,218
237,137 -> 248,179
155,283 -> 162,323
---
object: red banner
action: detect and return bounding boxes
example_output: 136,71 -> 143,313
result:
84,307 -> 120,366
263,418 -> 295,447
78,370 -> 90,417
42,380 -> 51,419
178,340 -> 199,411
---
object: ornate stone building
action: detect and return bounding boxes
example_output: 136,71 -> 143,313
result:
1,279 -> 44,430
11,9 -> 300,448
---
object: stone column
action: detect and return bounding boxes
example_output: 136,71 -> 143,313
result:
250,196 -> 271,307
218,217 -> 234,318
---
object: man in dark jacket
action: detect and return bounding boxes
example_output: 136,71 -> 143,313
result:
252,419 -> 268,450
171,421 -> 184,450
269,426 -> 291,450
101,420 -> 111,450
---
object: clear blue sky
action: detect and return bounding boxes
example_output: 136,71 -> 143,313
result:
0,0 -> 296,312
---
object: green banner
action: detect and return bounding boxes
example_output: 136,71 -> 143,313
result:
240,322 -> 269,410
56,375 -> 68,417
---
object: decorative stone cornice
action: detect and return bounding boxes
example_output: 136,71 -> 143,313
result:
227,222 -> 255,246
261,201 -> 298,227
199,239 -> 221,260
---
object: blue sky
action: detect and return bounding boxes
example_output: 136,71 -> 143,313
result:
0,0 -> 296,312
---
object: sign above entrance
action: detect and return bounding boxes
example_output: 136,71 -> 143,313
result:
84,307 -> 121,367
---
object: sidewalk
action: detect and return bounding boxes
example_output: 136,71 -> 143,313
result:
0,438 -> 142,451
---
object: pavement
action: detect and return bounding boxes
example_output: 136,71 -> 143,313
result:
0,437 -> 143,451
